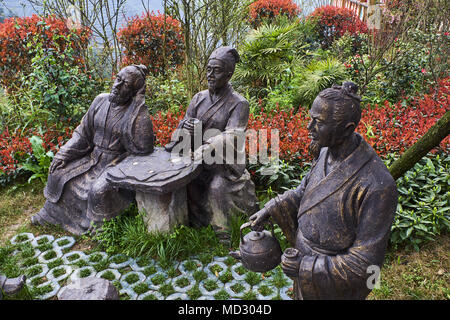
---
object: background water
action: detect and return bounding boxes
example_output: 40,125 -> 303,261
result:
1,0 -> 163,20
1,0 -> 327,20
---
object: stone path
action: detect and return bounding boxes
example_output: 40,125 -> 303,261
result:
9,233 -> 294,300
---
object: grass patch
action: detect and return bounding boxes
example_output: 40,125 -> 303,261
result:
368,234 -> 450,300
214,289 -> 230,300
193,270 -> 207,282
91,210 -> 224,263
133,282 -> 150,295
258,284 -> 274,297
203,279 -> 218,292
245,271 -> 262,286
124,273 -> 140,284
26,265 -> 43,277
52,267 -> 66,278
151,274 -> 166,286
218,270 -> 233,284
142,293 -> 158,300
187,284 -> 202,300
159,283 -> 175,297
92,259 -> 109,272
47,258 -> 63,269
142,265 -> 157,277
182,260 -> 199,272
73,259 -> 89,268
270,267 -> 289,289
242,290 -> 257,300
79,268 -> 92,278
100,270 -> 116,281
0,182 -> 46,245
175,277 -> 190,288
230,282 -> 245,294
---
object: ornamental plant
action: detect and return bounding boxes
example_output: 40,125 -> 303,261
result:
249,0 -> 301,28
118,11 -> 184,76
308,5 -> 368,48
0,14 -> 91,89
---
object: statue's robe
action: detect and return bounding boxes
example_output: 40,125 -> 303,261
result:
171,84 -> 259,231
265,134 -> 398,299
32,92 -> 154,235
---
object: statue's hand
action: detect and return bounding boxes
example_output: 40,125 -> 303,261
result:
281,248 -> 302,278
49,159 -> 66,174
249,208 -> 270,231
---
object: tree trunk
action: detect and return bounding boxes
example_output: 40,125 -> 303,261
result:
389,110 -> 450,180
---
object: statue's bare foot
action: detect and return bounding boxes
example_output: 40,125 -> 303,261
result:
1,275 -> 26,295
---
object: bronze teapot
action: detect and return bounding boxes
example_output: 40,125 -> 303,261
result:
230,220 -> 282,273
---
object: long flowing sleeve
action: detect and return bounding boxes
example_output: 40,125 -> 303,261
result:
265,173 -> 309,246
297,183 -> 398,299
54,94 -> 100,162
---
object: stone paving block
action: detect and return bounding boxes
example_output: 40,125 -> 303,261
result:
199,278 -> 224,296
47,265 -> 74,282
38,247 -> 63,265
108,254 -> 134,269
137,290 -> 163,300
9,233 -> 296,301
224,279 -> 251,298
35,280 -> 61,300
70,266 -> 97,282
62,251 -> 87,265
53,236 -> 76,251
172,274 -> 195,293
31,235 -> 55,247
166,292 -> 189,300
10,233 -> 34,245
96,268 -> 122,281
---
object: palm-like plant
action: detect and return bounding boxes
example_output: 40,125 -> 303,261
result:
292,57 -> 349,110
233,20 -> 306,94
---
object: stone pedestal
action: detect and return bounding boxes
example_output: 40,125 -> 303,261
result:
136,187 -> 188,232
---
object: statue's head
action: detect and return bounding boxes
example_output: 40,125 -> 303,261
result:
207,46 -> 240,93
307,81 -> 361,158
109,64 -> 148,105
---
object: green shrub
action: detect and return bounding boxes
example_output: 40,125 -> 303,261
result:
20,135 -> 54,184
13,32 -> 100,126
233,19 -> 305,95
291,56 -> 349,109
390,154 -> 449,250
92,209 -> 223,263
146,73 -> 189,114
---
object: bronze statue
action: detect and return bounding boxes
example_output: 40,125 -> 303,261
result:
166,46 -> 259,241
31,65 -> 154,235
250,82 -> 398,300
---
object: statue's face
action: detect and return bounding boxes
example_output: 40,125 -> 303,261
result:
206,59 -> 231,93
109,68 -> 135,105
308,97 -> 341,150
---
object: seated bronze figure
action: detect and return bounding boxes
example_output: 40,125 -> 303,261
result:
166,46 -> 259,240
250,82 -> 398,300
31,65 -> 154,235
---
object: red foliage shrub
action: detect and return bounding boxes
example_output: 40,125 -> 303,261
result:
247,107 -> 311,164
249,0 -> 301,28
2,78 -> 448,182
308,5 -> 368,48
118,11 -> 184,75
0,124 -> 72,177
150,107 -> 186,147
0,14 -> 91,88
358,77 -> 450,157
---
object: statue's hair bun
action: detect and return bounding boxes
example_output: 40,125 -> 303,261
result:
342,81 -> 358,95
132,64 -> 149,78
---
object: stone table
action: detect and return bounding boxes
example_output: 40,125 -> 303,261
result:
106,147 -> 202,232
